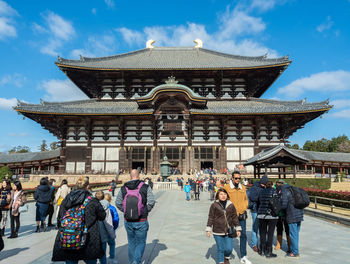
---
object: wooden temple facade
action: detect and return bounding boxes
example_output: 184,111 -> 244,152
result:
14,41 -> 332,174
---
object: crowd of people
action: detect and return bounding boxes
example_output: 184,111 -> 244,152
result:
205,171 -> 307,264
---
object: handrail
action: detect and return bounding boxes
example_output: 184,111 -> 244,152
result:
309,195 -> 350,212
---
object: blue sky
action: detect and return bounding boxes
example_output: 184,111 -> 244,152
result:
0,0 -> 350,153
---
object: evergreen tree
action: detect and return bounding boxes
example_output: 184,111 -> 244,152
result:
39,140 -> 48,152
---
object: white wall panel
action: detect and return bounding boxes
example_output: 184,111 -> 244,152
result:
106,148 -> 119,160
91,162 -> 104,172
66,162 -> 75,173
92,148 -> 105,160
227,147 -> 240,160
76,162 -> 86,173
106,162 -> 119,173
241,147 -> 254,160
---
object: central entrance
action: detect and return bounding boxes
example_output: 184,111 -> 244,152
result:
201,161 -> 213,170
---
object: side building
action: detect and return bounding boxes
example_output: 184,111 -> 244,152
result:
14,41 -> 332,174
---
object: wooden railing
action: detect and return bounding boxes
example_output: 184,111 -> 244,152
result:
153,182 -> 181,190
309,195 -> 350,212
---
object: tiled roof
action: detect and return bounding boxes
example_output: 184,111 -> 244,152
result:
14,98 -> 331,115
0,149 -> 60,164
56,47 -> 291,70
244,144 -> 350,165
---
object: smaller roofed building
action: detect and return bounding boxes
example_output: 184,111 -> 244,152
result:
244,144 -> 350,178
0,150 -> 60,177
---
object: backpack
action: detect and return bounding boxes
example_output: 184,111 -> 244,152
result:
123,182 -> 145,221
59,196 -> 92,250
269,193 -> 282,217
290,186 -> 310,209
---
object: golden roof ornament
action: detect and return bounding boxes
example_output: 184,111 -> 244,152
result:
165,76 -> 178,84
146,39 -> 155,49
194,39 -> 203,48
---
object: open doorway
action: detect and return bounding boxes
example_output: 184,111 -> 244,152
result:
201,161 -> 213,170
132,162 -> 145,172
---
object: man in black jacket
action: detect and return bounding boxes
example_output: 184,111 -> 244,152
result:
116,169 -> 155,264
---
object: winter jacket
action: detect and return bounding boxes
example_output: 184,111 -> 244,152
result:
184,185 -> 191,193
281,184 -> 304,224
99,200 -> 116,243
257,187 -> 279,219
115,180 -> 155,221
109,204 -> 119,230
10,190 -> 27,216
52,189 -> 106,261
206,200 -> 242,235
0,188 -> 11,209
34,185 -> 54,204
248,181 -> 262,213
224,182 -> 249,215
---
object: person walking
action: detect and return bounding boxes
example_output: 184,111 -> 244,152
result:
34,177 -> 54,232
281,183 -> 304,258
105,193 -> 119,264
224,171 -> 251,264
110,180 -> 117,197
184,182 -> 191,201
247,178 -> 265,253
257,179 -> 279,258
274,180 -> 291,253
208,179 -> 215,201
54,179 -> 71,218
194,180 -> 201,200
0,179 -> 12,236
7,181 -> 27,239
52,176 -> 106,264
206,188 -> 242,264
115,169 -> 155,264
47,179 -> 56,227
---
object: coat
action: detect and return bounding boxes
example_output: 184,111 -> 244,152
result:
54,184 -> 71,204
281,184 -> 304,224
248,181 -> 262,213
99,200 -> 116,243
224,182 -> 248,215
52,189 -> 106,261
257,187 -> 279,218
206,200 -> 241,235
10,190 -> 27,216
0,188 -> 11,210
34,185 -> 54,204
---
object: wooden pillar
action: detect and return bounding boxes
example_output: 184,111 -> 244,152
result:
254,165 -> 256,179
278,167 -> 281,179
322,165 -> 325,177
293,165 -> 296,179
283,167 -> 286,179
21,166 -> 23,177
257,164 -> 261,179
59,139 -> 66,173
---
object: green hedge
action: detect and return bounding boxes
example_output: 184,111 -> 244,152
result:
249,178 -> 331,190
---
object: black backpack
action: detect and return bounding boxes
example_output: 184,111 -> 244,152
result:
269,193 -> 282,217
290,186 -> 310,209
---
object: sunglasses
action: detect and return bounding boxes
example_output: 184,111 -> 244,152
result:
234,177 -> 241,180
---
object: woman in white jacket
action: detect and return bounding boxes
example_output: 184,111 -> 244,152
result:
54,179 -> 70,218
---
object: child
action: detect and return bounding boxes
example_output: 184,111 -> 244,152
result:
104,193 -> 119,264
184,182 -> 191,201
95,191 -> 116,264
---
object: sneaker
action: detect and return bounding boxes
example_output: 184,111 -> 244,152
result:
240,256 -> 252,264
286,253 -> 300,258
108,258 -> 119,264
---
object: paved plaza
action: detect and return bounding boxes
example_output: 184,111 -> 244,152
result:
1,189 -> 350,264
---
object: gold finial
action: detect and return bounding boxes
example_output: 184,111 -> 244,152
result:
194,39 -> 203,48
146,39 -> 155,49
165,76 -> 178,84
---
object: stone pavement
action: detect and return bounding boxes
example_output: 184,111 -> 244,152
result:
1,189 -> 350,263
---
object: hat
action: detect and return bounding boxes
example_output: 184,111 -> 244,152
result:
260,175 -> 268,185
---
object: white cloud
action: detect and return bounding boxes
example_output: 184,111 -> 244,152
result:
70,34 -> 117,58
0,0 -> 18,16
0,73 -> 26,87
317,16 -> 334,33
104,0 -> 115,8
331,99 -> 350,109
278,70 -> 350,97
329,109 -> 350,119
0,0 -> 18,40
116,27 -> 143,46
34,11 -> 76,56
0,97 -> 17,110
249,0 -> 286,12
41,79 -> 88,102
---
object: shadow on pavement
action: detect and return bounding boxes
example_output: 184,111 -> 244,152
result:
0,247 -> 30,261
205,243 -> 237,264
115,239 -> 167,264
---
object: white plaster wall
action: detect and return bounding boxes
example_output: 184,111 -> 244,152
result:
227,147 -> 240,160
106,148 -> 119,161
227,162 -> 239,171
76,162 -> 86,173
91,162 -> 104,172
241,147 -> 254,161
92,148 -> 105,160
106,162 -> 119,173
66,162 -> 75,173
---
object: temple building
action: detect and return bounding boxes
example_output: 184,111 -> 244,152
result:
14,40 -> 332,174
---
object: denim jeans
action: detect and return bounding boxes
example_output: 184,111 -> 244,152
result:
99,242 -> 107,264
288,222 -> 301,255
125,220 -> 149,264
66,260 -> 97,264
108,238 -> 116,259
186,192 -> 190,200
239,219 -> 247,258
251,212 -> 259,247
214,235 -> 233,263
